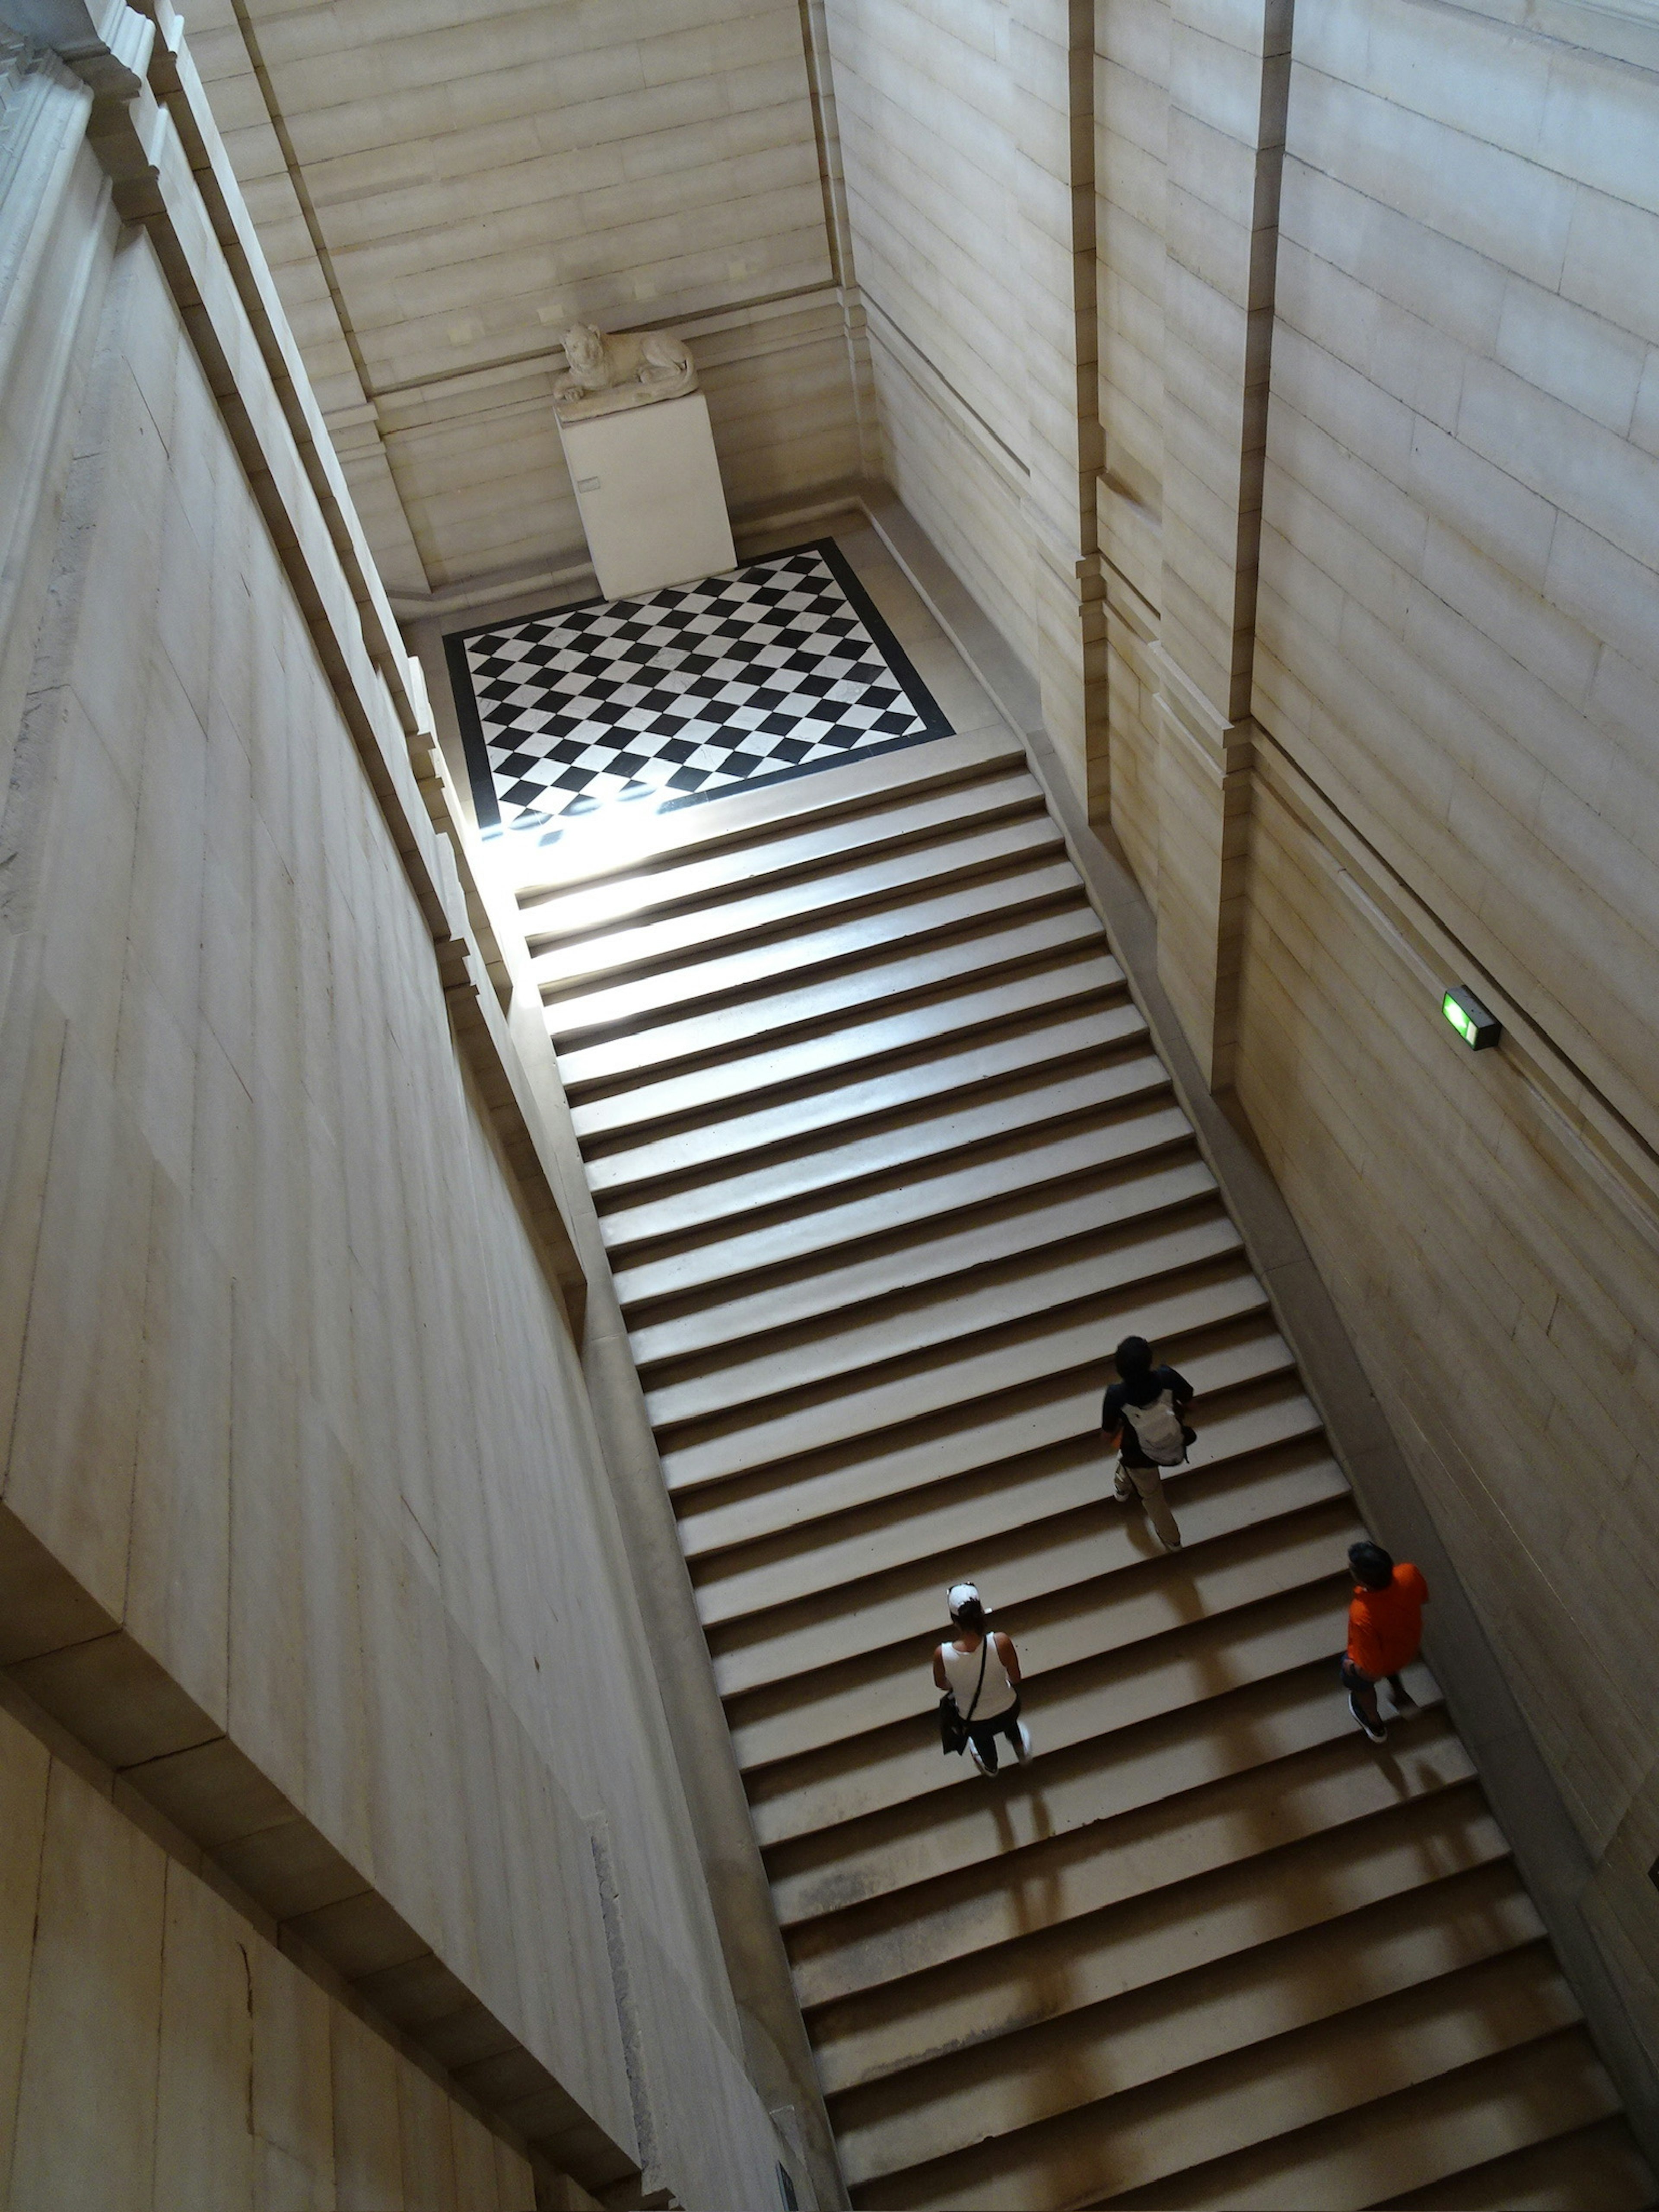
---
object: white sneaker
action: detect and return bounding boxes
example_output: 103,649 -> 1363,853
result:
966,1737 -> 991,1776
1014,1722 -> 1033,1764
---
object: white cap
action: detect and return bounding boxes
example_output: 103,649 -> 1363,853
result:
947,1581 -> 988,1618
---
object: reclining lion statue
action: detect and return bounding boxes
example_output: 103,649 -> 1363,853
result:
554,324 -> 697,413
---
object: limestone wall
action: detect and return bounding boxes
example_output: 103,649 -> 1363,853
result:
1094,0 -> 1167,895
823,0 -> 1037,665
823,0 -> 1106,813
1084,0 -> 1659,1967
823,0 -> 1659,2101
1239,0 -> 1659,2066
1235,752 -> 1659,2061
181,0 -> 865,598
1258,0 -> 1659,1171
0,1700 -> 550,2210
0,21 -> 797,2206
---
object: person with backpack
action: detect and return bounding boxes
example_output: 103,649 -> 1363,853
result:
1343,1540 -> 1427,1743
933,1581 -> 1032,1776
1102,1335 -> 1195,1551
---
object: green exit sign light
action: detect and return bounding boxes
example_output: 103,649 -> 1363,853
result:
1442,986 -> 1500,1051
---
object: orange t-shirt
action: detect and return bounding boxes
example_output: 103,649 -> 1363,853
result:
1347,1563 -> 1428,1677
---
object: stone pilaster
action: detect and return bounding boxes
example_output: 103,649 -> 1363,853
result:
1150,0 -> 1290,1085
798,0 -> 883,482
1012,0 -> 1106,814
1152,654 -> 1254,1087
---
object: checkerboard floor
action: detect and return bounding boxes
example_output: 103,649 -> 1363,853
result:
447,541 -> 951,842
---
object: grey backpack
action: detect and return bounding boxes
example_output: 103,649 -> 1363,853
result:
1122,1389 -> 1188,1465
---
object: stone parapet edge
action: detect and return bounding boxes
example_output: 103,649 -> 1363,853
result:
119,0 -> 587,1325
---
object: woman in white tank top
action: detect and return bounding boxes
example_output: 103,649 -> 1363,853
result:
933,1581 -> 1033,1776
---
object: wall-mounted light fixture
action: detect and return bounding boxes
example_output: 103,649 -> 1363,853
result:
1442,986 -> 1500,1051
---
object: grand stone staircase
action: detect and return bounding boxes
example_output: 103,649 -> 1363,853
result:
514,728 -> 1654,2209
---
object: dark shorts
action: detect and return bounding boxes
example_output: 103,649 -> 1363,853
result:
1341,1654 -> 1411,1691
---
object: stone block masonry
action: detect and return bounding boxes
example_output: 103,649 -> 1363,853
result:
0,7 -> 833,2203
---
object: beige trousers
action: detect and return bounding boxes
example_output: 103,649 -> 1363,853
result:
1118,1458 -> 1182,1549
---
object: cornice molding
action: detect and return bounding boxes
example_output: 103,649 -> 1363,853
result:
0,0 -> 143,92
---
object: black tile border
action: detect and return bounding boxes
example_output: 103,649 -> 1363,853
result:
443,620 -> 505,833
440,537 -> 953,840
813,533 -> 953,743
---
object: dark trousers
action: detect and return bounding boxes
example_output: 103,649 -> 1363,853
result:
968,1697 -> 1023,1773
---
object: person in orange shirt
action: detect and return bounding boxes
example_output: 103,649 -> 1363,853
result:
1342,1541 -> 1428,1744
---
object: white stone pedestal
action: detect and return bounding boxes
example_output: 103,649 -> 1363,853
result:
558,391 -> 735,601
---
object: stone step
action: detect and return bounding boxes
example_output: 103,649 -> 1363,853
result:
573,947 -> 1126,1147
792,1709 -> 1476,2015
558,904 -> 1108,1100
696,1390 -> 1330,1648
533,695 -> 1646,2209
725,1493 -> 1366,1771
520,766 -> 1046,953
583,998 -> 1149,1195
645,1203 -> 1239,1430
1374,2110 -> 1652,2212
746,1574 -> 1357,1850
596,1052 -> 1172,1255
512,726 -> 1025,900
764,1659 -> 1439,1930
855,1943 -> 1578,2208
533,807 -> 1062,996
1106,2028 -> 1625,2209
612,1098 -> 1193,1315
659,1259 -> 1268,1495
836,1860 -> 1542,2188
679,1320 -> 1297,1569
631,1153 -> 1213,1370
544,853 -> 1085,1045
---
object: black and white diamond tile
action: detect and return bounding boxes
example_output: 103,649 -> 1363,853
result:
446,540 -> 952,841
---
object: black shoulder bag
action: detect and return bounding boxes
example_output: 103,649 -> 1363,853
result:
938,1637 -> 990,1756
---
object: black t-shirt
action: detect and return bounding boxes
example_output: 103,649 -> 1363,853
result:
1103,1365 -> 1193,1467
